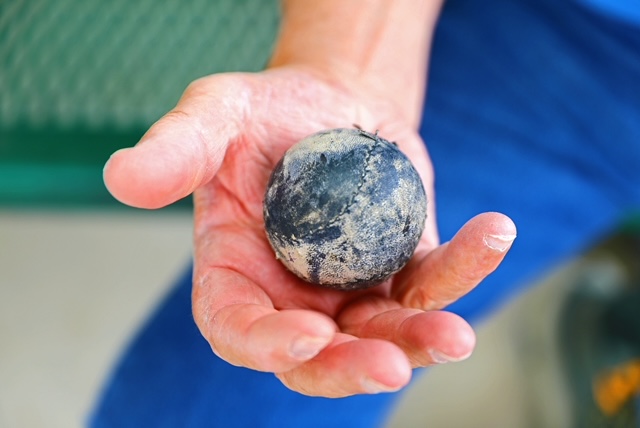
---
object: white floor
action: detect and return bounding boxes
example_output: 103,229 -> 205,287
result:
0,209 -> 580,428
0,210 -> 193,428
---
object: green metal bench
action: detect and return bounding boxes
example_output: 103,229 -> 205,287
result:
0,0 -> 279,207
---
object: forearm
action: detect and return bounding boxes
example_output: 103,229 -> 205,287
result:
269,0 -> 444,127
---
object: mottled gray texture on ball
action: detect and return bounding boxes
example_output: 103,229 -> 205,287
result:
263,128 -> 427,290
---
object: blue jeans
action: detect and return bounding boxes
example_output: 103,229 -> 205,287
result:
91,0 -> 640,426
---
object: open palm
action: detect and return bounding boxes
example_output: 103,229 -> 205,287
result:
104,66 -> 516,397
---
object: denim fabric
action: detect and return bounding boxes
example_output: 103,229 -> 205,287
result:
90,0 -> 640,426
427,0 -> 640,321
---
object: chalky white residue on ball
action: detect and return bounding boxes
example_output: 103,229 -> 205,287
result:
263,128 -> 427,290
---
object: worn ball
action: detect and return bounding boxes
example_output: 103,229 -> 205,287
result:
263,128 -> 427,290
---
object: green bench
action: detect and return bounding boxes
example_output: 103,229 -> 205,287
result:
0,0 -> 279,208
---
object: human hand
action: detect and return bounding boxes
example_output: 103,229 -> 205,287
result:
104,65 -> 516,397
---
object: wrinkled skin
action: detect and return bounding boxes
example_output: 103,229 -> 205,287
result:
104,66 -> 517,397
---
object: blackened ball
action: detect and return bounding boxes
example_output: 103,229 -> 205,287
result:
263,128 -> 428,290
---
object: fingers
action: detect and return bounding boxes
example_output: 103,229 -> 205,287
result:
194,268 -> 412,397
103,75 -> 249,208
276,334 -> 412,397
193,267 -> 338,373
394,212 -> 517,310
337,296 -> 475,367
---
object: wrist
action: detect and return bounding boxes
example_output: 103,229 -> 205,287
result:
269,0 -> 444,127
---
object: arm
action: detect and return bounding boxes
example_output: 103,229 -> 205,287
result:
270,0 -> 443,127
104,0 -> 515,397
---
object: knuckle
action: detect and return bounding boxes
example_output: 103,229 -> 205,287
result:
405,286 -> 437,310
162,109 -> 191,124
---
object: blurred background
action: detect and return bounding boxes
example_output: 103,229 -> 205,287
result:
1,1 -> 638,427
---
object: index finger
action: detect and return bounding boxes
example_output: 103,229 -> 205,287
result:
393,212 -> 517,310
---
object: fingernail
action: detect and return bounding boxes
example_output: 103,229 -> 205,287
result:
483,234 -> 516,252
289,335 -> 331,360
429,349 -> 471,364
361,377 -> 400,394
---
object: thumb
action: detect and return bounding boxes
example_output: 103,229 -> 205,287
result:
103,76 -> 248,209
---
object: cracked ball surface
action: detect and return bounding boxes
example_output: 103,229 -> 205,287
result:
263,128 -> 427,290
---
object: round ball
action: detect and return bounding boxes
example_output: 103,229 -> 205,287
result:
263,128 -> 427,290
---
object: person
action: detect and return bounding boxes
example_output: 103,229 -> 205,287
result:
92,0 -> 640,426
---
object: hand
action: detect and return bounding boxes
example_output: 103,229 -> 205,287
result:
104,65 -> 516,397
